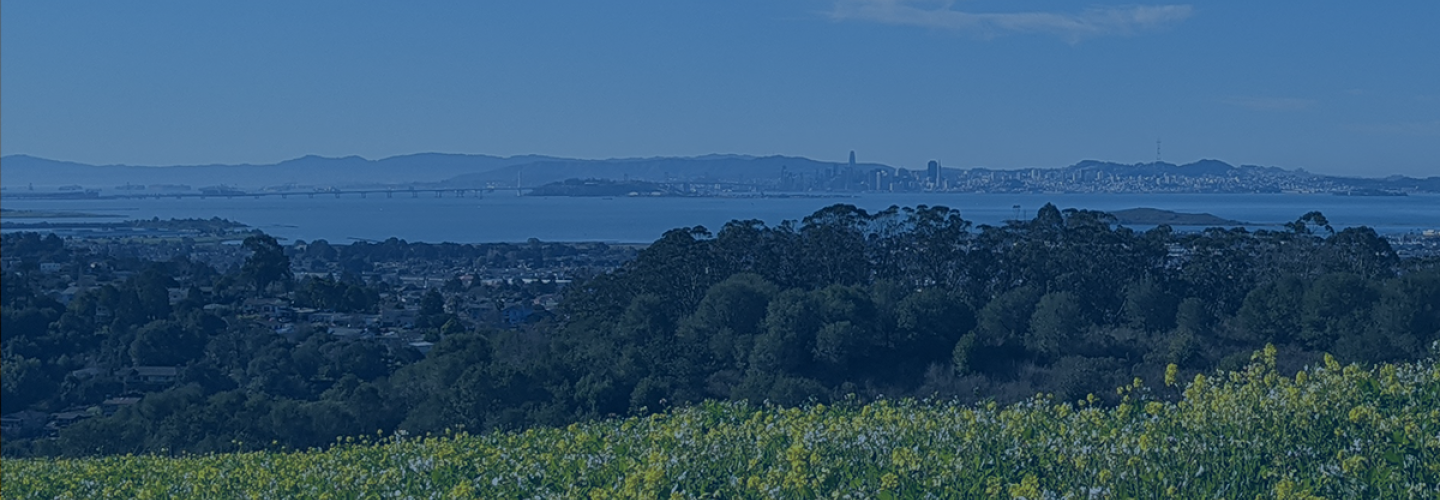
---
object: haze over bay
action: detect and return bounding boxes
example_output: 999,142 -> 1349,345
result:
5,3 -> 1439,176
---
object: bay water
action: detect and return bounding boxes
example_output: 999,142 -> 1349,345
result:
3,192 -> 1436,244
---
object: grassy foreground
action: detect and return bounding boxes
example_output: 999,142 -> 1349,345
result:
4,348 -> 1437,499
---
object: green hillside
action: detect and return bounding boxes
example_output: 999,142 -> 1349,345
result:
5,349 -> 1436,499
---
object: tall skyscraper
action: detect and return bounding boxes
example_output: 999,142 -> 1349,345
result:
927,160 -> 941,186
849,151 -> 856,166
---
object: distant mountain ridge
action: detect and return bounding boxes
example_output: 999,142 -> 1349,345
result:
2,153 -> 1436,193
0,153 -> 895,191
1051,159 -> 1439,192
1062,159 -> 1300,178
0,153 -> 560,190
438,155 -> 893,188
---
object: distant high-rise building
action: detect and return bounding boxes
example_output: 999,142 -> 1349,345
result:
927,160 -> 941,186
849,151 -> 856,166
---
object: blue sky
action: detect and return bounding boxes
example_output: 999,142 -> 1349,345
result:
2,1 -> 1437,176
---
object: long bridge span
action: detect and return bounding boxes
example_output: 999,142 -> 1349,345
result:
106,188 -> 506,200
8,181 -> 773,201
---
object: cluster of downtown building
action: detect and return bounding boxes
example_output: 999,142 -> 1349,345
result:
767,155 -> 1415,195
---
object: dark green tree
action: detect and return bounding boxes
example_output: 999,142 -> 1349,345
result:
677,274 -> 779,373
1,354 -> 55,414
893,287 -> 974,363
1027,291 -> 1087,357
1300,273 -> 1379,350
1123,277 -> 1178,332
1238,275 -> 1307,344
130,320 -> 206,366
240,234 -> 292,293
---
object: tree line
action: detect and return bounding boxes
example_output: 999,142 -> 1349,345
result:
2,204 -> 1436,457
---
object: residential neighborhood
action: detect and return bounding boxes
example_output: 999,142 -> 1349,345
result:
1,232 -> 637,440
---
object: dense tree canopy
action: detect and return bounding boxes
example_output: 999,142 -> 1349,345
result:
3,204 -> 1437,458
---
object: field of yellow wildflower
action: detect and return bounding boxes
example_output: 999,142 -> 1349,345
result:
5,348 -> 1437,499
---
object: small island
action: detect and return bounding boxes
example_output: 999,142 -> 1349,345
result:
1106,207 -> 1244,226
526,178 -> 684,197
1332,189 -> 1407,197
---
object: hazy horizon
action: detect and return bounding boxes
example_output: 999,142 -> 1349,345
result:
4,2 -> 1437,177
6,151 -> 1432,180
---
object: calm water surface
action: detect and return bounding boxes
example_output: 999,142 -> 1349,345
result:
3,193 -> 1436,243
